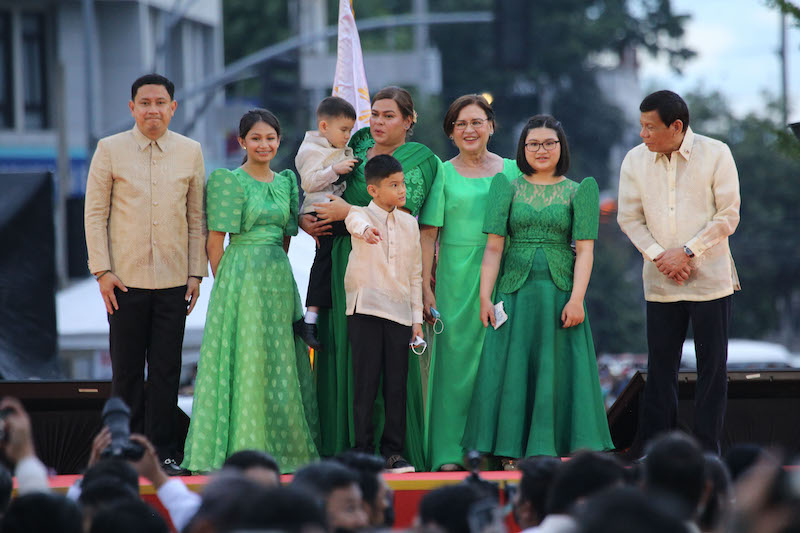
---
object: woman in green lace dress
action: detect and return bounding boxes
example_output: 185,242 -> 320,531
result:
419,95 -> 520,471
301,87 -> 441,470
461,115 -> 613,463
182,109 -> 319,473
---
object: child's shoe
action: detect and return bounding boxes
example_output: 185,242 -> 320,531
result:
293,319 -> 322,350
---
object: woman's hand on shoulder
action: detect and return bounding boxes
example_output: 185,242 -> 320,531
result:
313,195 -> 352,222
561,299 -> 585,328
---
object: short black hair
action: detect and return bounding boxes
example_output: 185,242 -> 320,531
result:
235,485 -> 328,533
82,458 -> 140,494
643,432 -> 705,519
290,460 -> 361,502
723,443 -> 765,482
0,463 -> 12,513
334,451 -> 385,505
185,472 -> 265,532
2,492 -> 83,533
317,96 -> 357,121
89,499 -> 169,533
364,154 -> 403,186
546,451 -> 626,515
418,484 -> 485,533
576,486 -> 689,533
639,90 -> 689,132
516,114 -> 570,177
223,449 -> 280,476
131,74 -> 174,101
79,477 -> 140,509
517,456 -> 561,520
698,453 -> 733,532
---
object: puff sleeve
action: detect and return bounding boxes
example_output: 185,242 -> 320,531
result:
418,160 -> 445,227
572,177 -> 600,241
206,169 -> 245,234
482,172 -> 514,236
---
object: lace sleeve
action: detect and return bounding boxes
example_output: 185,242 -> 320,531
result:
482,173 -> 514,236
572,177 -> 599,240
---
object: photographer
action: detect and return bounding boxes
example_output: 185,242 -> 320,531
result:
0,397 -> 49,495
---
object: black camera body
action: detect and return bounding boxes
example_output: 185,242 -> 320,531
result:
99,397 -> 145,461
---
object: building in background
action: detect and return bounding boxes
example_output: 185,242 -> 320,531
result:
0,0 -> 224,278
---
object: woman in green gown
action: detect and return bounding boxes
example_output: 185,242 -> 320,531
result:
461,114 -> 613,465
301,87 -> 441,470
418,95 -> 519,471
182,109 -> 320,473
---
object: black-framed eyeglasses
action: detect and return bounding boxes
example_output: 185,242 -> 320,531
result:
525,140 -> 560,152
453,119 -> 488,130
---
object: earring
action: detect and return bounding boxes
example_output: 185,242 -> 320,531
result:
449,136 -> 454,140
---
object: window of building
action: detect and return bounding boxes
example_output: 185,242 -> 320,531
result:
21,12 -> 48,129
0,11 -> 12,129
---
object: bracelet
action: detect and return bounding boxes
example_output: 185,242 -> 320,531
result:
95,270 -> 110,281
190,275 -> 203,283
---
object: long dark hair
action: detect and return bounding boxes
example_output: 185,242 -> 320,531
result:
239,108 -> 281,164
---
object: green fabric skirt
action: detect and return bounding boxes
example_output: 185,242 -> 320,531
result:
182,243 -> 320,473
461,250 -> 613,458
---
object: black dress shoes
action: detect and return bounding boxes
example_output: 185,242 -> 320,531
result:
162,458 -> 189,476
293,320 -> 322,350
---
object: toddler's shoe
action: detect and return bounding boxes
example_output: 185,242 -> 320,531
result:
293,319 -> 322,350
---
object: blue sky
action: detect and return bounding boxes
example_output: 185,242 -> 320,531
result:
639,0 -> 800,122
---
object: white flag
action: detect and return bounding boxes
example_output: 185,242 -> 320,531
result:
332,0 -> 370,131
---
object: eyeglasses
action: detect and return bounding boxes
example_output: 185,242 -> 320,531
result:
525,140 -> 560,152
453,119 -> 488,130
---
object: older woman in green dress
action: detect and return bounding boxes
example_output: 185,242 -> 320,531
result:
461,115 -> 613,467
418,94 -> 519,471
300,87 -> 442,471
182,109 -> 319,473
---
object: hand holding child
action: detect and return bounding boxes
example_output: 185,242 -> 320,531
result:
363,226 -> 382,244
333,158 -> 359,175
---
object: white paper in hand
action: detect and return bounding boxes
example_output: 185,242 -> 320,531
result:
493,301 -> 508,330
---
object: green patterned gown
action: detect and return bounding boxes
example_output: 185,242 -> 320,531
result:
182,168 -> 320,474
418,158 -> 520,471
461,174 -> 613,458
316,127 -> 442,469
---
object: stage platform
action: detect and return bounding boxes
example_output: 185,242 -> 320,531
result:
39,470 -> 521,531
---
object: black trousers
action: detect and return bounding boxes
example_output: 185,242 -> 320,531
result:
641,295 -> 732,454
108,286 -> 187,460
306,216 -> 349,308
348,313 -> 411,457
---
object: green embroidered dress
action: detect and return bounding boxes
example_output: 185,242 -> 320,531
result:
418,158 -> 520,471
317,127 -> 441,469
182,168 -> 320,473
461,174 -> 613,457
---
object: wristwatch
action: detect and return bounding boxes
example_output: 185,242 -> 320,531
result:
683,245 -> 695,258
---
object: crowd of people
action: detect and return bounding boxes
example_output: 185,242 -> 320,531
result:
0,395 -> 799,533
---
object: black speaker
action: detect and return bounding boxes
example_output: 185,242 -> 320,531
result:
608,370 -> 800,455
0,381 -> 189,474
66,195 -> 88,278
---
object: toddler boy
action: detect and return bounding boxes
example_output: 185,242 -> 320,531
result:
344,154 -> 423,474
295,96 -> 360,348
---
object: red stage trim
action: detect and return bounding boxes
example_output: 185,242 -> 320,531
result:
34,471 -> 523,531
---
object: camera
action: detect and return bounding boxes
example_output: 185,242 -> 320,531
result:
99,397 -> 144,461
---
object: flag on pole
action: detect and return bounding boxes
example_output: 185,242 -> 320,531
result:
332,0 -> 370,131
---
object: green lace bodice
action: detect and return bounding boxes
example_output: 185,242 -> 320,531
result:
483,174 -> 599,293
341,127 -> 442,216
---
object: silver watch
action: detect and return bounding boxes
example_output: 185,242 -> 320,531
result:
683,245 -> 695,258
